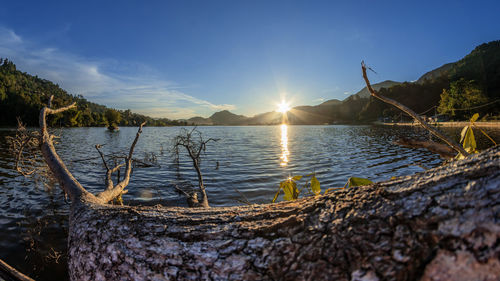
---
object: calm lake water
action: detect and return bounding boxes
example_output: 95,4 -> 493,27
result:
0,125 -> 498,280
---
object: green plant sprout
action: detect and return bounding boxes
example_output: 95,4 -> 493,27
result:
456,113 -> 496,159
273,174 -> 373,202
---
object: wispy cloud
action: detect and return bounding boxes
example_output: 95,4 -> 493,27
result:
0,26 -> 234,119
0,27 -> 22,44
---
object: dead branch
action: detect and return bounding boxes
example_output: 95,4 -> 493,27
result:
8,118 -> 43,176
234,188 -> 252,205
95,144 -> 125,190
95,122 -> 146,203
39,96 -> 96,203
11,95 -> 147,205
394,137 -> 456,159
173,127 -> 218,208
172,184 -> 205,207
361,62 -> 469,157
0,258 -> 34,281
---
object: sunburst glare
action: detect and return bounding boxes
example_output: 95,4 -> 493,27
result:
277,100 -> 290,113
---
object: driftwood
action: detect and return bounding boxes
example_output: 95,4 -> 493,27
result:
24,96 -> 500,280
394,137 -> 457,159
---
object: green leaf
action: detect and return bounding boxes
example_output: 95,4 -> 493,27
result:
291,175 -> 303,181
348,177 -> 373,188
457,125 -> 478,159
460,125 -> 470,144
461,126 -> 477,153
282,181 -> 298,201
310,175 -> 321,195
470,113 -> 479,123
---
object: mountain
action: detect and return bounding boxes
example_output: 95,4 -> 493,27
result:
416,63 -> 455,84
358,77 -> 450,121
318,99 -> 341,106
186,78 -> 442,126
317,80 -> 400,109
277,80 -> 402,124
187,116 -> 213,125
209,110 -> 248,125
245,111 -> 282,125
350,80 -> 401,99
359,40 -> 500,121
448,40 -> 500,100
187,111 -> 248,125
3,41 -> 499,127
195,39 -> 500,125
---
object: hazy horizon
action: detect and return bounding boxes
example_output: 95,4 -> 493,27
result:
1,0 -> 499,119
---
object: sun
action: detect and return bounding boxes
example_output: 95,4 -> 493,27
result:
277,100 -> 290,113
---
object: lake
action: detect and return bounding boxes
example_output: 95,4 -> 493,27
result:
0,125 -> 498,280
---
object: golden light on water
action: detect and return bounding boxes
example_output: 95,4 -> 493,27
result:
280,124 -> 289,166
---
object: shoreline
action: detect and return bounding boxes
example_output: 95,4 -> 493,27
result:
379,121 -> 500,128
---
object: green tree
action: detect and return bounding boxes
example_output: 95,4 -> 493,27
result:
438,78 -> 488,120
105,109 -> 121,127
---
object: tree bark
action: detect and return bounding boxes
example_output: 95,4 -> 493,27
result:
66,146 -> 500,281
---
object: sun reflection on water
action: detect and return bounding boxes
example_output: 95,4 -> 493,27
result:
280,124 -> 289,166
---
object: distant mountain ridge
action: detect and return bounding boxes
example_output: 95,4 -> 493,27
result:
3,40 -> 498,127
351,80 -> 401,99
187,80 -> 403,125
416,63 -> 455,84
187,40 -> 500,125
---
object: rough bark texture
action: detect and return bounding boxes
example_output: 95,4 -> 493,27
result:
67,146 -> 500,281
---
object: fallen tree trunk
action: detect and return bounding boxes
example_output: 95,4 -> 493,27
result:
67,146 -> 500,281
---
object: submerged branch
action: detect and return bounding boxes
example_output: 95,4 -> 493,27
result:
172,127 -> 218,208
394,137 -> 456,159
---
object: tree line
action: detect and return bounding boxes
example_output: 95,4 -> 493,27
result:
0,58 -> 190,127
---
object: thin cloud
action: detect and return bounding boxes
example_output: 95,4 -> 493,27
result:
0,26 -> 234,119
0,27 -> 22,43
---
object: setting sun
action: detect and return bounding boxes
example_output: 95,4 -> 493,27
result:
277,100 -> 291,113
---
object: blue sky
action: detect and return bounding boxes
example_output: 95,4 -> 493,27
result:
0,0 -> 499,119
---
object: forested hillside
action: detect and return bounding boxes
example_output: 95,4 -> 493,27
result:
359,40 -> 500,122
0,59 -> 187,127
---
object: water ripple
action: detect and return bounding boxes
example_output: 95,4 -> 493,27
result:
0,125 -> 499,280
